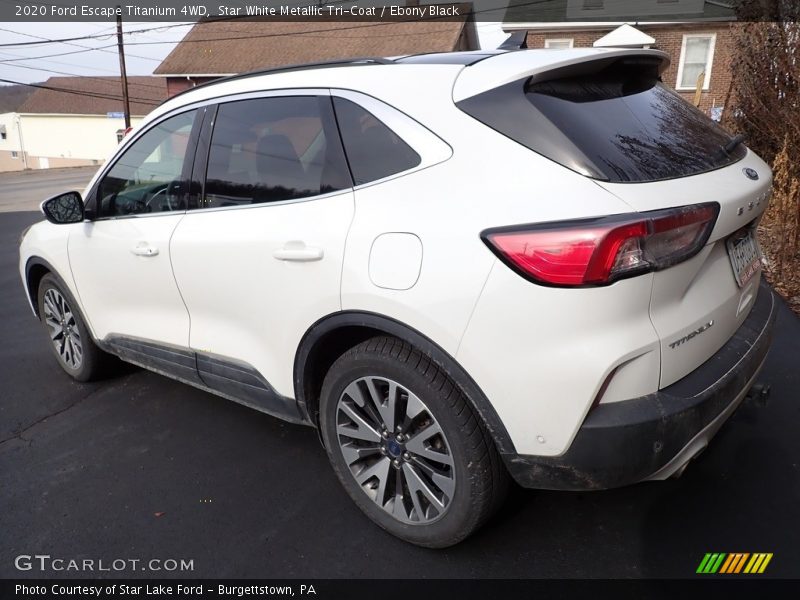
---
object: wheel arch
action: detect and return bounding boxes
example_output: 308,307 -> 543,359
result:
293,310 -> 517,454
24,256 -> 58,319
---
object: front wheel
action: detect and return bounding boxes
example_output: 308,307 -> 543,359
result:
319,336 -> 508,548
37,273 -> 111,382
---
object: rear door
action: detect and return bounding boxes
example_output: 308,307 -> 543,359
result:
169,91 -> 354,405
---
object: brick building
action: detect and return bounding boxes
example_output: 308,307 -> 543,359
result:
502,0 -> 738,117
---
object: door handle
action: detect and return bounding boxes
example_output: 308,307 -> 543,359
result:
130,243 -> 159,257
272,242 -> 324,262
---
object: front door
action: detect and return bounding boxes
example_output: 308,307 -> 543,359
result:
69,109 -> 200,349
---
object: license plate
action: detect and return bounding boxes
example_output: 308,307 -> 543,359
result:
726,229 -> 761,287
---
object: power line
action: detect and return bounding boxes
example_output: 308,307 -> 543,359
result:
0,27 -> 176,62
0,77 -> 162,107
0,21 -> 192,47
0,49 -> 123,73
0,58 -> 171,90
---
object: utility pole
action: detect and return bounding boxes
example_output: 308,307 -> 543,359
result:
116,8 -> 131,129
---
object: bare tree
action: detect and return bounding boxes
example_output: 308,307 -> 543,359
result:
725,1 -> 800,308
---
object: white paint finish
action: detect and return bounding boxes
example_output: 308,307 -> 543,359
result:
18,220 -> 77,317
650,243 -> 761,388
599,349 -> 661,405
597,152 -> 772,388
458,265 -> 660,456
146,65 -> 466,132
451,48 -> 670,101
595,150 -> 772,244
18,52 -> 773,469
343,100 -> 638,368
169,191 -> 355,397
67,214 -> 190,347
369,233 -> 423,290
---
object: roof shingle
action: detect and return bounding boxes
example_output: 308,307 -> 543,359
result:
18,76 -> 168,115
154,12 -> 475,76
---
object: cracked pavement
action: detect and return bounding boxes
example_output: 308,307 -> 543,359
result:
1,202 -> 799,579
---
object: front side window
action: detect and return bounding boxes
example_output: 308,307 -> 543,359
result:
203,96 -> 350,208
677,34 -> 715,90
332,97 -> 421,186
96,110 -> 197,217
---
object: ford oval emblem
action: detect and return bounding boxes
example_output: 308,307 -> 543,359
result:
743,168 -> 759,181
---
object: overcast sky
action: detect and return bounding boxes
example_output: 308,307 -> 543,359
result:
0,21 -> 509,86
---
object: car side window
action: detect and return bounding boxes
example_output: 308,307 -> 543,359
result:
332,97 -> 421,186
96,110 -> 198,218
202,96 -> 351,208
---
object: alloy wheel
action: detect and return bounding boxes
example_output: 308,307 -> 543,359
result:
42,288 -> 83,370
335,376 -> 456,524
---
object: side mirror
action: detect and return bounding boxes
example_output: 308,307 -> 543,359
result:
41,191 -> 85,224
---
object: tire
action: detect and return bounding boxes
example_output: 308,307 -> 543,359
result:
319,336 -> 509,548
36,273 -> 110,382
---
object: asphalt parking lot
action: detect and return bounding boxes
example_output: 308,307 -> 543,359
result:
1,176 -> 799,578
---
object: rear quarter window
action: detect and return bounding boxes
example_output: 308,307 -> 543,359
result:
332,97 -> 421,186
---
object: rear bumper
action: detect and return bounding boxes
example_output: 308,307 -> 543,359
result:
504,280 -> 777,491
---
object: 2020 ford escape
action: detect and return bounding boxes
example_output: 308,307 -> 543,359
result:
19,49 -> 776,547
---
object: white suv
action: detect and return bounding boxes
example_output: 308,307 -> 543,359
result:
19,49 -> 776,547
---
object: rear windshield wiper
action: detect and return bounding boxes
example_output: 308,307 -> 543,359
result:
712,133 -> 746,162
722,133 -> 746,155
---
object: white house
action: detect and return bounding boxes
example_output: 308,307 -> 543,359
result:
0,77 -> 167,172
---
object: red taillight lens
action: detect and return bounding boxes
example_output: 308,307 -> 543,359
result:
483,203 -> 719,287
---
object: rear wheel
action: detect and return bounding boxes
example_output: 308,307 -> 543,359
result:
37,273 -> 110,382
319,336 -> 508,547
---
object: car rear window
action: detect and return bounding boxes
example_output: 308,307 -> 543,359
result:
457,59 -> 746,183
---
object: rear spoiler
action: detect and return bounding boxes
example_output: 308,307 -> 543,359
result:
452,48 -> 670,102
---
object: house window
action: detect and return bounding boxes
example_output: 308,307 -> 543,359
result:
0,132 -> 6,140
677,33 -> 716,90
11,150 -> 19,158
545,38 -> 574,49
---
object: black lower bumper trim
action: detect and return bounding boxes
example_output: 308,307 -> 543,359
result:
503,280 -> 777,491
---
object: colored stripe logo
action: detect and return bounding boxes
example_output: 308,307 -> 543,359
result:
697,552 -> 773,574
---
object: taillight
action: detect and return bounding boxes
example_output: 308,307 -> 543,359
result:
482,203 -> 719,287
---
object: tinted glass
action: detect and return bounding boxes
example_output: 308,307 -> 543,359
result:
332,97 -> 421,186
97,110 -> 197,217
458,60 -> 746,183
203,96 -> 350,208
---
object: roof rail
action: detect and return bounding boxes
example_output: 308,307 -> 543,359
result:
160,57 -> 395,105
